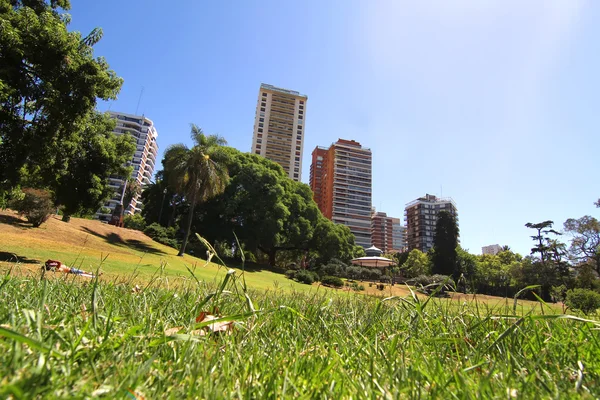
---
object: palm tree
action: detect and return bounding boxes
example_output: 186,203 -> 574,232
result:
163,125 -> 229,256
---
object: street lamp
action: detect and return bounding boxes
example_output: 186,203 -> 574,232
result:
158,187 -> 168,225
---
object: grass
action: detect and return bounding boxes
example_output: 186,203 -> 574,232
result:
0,265 -> 599,398
0,210 -> 324,293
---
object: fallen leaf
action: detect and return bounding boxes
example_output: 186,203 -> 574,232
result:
164,327 -> 184,336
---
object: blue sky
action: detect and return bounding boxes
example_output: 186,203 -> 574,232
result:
69,0 -> 599,256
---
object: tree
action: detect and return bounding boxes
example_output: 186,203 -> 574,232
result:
431,211 -> 460,279
401,249 -> 430,278
525,221 -> 570,301
163,125 -> 229,256
0,0 -> 123,191
53,112 -> 134,221
524,221 -> 561,266
122,179 -> 142,215
564,216 -> 600,275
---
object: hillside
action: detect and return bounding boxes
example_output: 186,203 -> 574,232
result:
0,210 -> 315,292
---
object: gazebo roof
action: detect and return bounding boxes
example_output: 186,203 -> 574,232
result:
350,256 -> 395,268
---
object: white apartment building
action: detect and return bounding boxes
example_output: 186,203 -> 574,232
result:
96,112 -> 159,221
251,83 -> 307,182
482,244 -> 503,255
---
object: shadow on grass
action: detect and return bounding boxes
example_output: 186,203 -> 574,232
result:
0,251 -> 40,264
226,260 -> 284,274
81,227 -> 166,255
0,214 -> 31,228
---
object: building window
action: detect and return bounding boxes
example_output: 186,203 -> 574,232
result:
294,168 -> 299,172
260,107 -> 265,112
300,100 -> 304,105
257,139 -> 262,143
294,173 -> 299,178
260,112 -> 265,117
296,146 -> 301,151
298,116 -> 303,120
259,123 -> 263,128
258,128 -> 263,133
259,118 -> 264,122
295,157 -> 300,161
297,125 -> 302,130
256,145 -> 261,149
255,150 -> 260,154
261,102 -> 266,107
297,130 -> 302,135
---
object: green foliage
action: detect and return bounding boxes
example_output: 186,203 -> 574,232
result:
163,125 -> 229,256
351,282 -> 365,291
565,288 -> 600,314
564,215 -> 600,275
285,270 -> 297,280
123,179 -> 142,215
321,275 -> 344,288
9,188 -> 54,227
0,185 -> 24,209
401,249 -> 431,278
294,270 -> 317,285
123,214 -> 146,232
143,223 -> 178,249
0,0 -> 123,193
53,112 -> 135,219
431,211 -> 460,279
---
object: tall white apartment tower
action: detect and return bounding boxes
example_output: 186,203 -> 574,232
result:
251,83 -> 307,182
96,112 -> 159,221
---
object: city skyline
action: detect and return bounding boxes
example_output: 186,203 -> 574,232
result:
68,0 -> 600,256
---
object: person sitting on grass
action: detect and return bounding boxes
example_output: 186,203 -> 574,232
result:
43,260 -> 98,278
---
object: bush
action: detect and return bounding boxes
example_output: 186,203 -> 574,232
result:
346,266 -> 363,280
285,270 -> 297,280
351,282 -> 365,291
565,289 -> 600,314
143,223 -> 178,249
321,276 -> 344,288
10,188 -> 54,227
124,214 -> 147,231
295,270 -> 317,285
361,268 -> 381,280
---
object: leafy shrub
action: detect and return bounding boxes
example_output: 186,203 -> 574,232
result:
285,270 -> 297,280
143,223 -> 178,249
124,214 -> 147,231
361,268 -> 381,280
565,289 -> 600,314
321,276 -> 344,288
10,188 -> 54,227
346,266 -> 363,280
295,270 -> 317,285
351,282 -> 365,291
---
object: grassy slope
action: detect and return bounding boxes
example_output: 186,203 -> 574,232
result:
0,210 -> 314,293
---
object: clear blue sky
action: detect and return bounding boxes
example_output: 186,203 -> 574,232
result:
69,0 -> 599,256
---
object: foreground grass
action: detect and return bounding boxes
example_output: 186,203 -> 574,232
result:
1,269 -> 599,399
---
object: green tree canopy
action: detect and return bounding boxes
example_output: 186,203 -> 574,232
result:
564,215 -> 600,275
163,125 -> 229,256
0,0 -> 123,188
431,211 -> 460,279
401,249 -> 430,278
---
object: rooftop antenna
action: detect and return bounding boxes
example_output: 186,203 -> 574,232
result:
135,86 -> 145,115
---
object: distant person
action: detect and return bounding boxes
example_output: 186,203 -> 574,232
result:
43,260 -> 98,278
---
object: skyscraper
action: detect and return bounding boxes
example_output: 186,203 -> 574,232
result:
95,112 -> 159,221
404,194 -> 458,253
251,83 -> 307,182
371,210 -> 394,253
310,139 -> 372,248
391,218 -> 407,253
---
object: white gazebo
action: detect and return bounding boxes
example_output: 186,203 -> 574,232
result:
351,246 -> 396,268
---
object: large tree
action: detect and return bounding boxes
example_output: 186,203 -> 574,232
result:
564,216 -> 600,275
431,210 -> 460,279
0,0 -> 122,191
53,112 -> 134,220
163,125 -> 229,256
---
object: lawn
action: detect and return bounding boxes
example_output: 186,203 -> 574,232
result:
0,210 -> 319,293
0,270 -> 598,398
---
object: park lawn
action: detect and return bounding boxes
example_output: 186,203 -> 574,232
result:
0,210 -> 317,293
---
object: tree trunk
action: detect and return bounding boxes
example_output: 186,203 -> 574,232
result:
178,191 -> 197,257
268,250 -> 276,268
